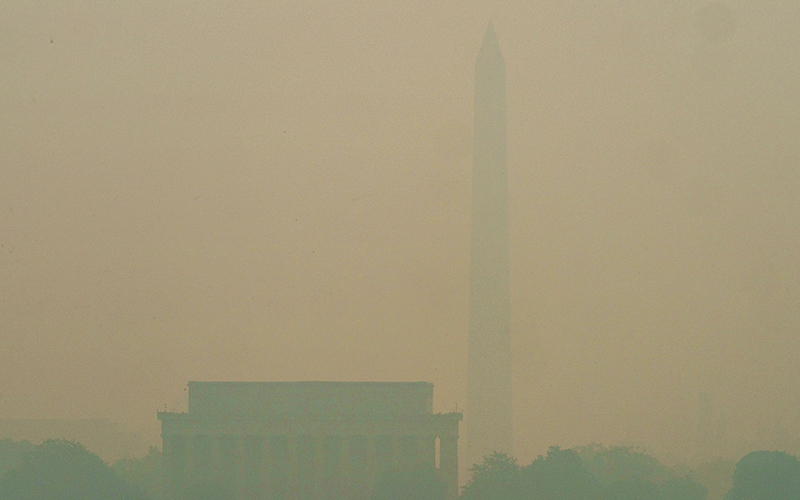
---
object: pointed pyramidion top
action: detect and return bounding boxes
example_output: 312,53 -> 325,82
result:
484,20 -> 497,44
478,20 -> 503,61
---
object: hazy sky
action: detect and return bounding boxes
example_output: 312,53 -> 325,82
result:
1,0 -> 799,466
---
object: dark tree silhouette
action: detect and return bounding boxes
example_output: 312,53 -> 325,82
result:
112,446 -> 165,500
576,444 -> 706,500
460,452 -> 520,500
692,458 -> 736,500
576,444 -> 671,487
515,446 -> 600,500
0,439 -> 148,500
724,450 -> 800,500
461,445 -> 708,500
602,478 -> 664,500
660,476 -> 708,500
0,440 -> 35,479
599,476 -> 708,500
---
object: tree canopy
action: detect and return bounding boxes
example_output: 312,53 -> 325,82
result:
516,446 -> 600,500
576,443 -> 672,487
724,450 -> 800,500
0,439 -> 148,500
112,446 -> 164,500
460,452 -> 521,500
461,445 -> 708,500
0,440 -> 35,480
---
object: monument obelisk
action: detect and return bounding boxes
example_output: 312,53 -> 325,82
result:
467,21 -> 512,468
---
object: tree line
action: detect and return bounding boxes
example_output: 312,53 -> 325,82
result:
0,438 -> 798,499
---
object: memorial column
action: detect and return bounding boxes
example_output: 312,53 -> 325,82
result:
439,434 -> 459,499
287,435 -> 299,500
340,435 -> 352,497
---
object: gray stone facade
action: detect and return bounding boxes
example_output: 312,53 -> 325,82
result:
158,382 -> 461,499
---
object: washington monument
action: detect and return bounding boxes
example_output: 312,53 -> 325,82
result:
466,21 -> 512,468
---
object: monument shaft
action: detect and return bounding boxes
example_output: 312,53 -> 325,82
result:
467,22 -> 513,468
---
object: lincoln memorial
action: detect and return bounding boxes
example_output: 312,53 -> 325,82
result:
158,381 -> 462,499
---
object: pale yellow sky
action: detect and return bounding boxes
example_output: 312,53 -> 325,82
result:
1,0 -> 799,466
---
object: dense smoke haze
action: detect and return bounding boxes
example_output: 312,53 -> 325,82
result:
1,0 -> 799,471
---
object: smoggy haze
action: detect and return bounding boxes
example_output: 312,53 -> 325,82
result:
1,0 -> 799,466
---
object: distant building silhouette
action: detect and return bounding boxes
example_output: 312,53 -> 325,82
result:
467,21 -> 513,469
696,392 -> 714,455
158,381 -> 461,499
696,391 -> 729,459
